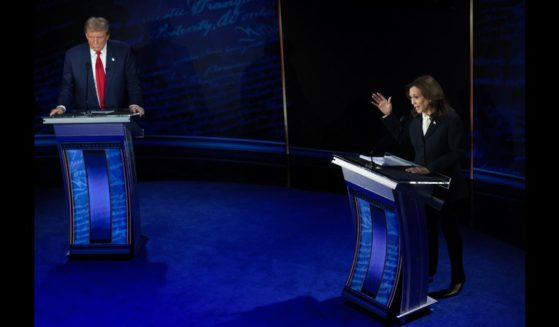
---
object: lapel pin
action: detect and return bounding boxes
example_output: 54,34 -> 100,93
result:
112,57 -> 115,62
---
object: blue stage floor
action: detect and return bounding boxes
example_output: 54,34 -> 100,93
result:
35,181 -> 525,326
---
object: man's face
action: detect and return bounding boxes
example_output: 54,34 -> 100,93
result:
85,30 -> 109,52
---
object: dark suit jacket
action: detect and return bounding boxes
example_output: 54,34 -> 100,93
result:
58,40 -> 143,111
382,110 -> 468,202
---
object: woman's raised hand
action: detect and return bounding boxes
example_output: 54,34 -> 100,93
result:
371,92 -> 392,116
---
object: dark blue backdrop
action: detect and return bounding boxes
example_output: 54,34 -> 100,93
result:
473,0 -> 525,181
33,0 -> 526,187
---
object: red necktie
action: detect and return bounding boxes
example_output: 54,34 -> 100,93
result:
95,50 -> 106,109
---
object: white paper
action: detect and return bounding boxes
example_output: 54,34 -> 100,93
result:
359,153 -> 416,167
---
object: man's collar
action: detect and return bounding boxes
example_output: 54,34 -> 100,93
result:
90,44 -> 108,55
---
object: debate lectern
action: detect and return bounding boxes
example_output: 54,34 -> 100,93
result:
43,112 -> 144,257
332,154 -> 450,321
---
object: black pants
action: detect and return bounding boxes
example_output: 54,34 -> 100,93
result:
426,201 -> 465,284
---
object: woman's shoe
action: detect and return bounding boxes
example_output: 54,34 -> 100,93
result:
429,282 -> 464,299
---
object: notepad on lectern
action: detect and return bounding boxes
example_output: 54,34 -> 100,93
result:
359,153 -> 415,167
90,110 -> 115,114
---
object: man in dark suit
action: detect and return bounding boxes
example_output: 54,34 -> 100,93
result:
371,75 -> 467,299
50,17 -> 144,116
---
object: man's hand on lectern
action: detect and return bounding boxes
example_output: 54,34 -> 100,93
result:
49,107 -> 65,116
129,105 -> 145,117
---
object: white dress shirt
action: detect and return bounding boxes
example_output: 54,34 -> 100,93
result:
422,113 -> 431,135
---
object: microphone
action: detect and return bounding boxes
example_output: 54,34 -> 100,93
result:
85,62 -> 90,113
369,139 -> 386,169
368,149 -> 381,170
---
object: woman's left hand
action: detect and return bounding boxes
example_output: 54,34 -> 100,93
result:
405,166 -> 430,174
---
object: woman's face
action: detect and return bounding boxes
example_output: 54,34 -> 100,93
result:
409,86 -> 431,114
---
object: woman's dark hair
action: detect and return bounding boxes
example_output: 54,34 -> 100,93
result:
405,75 -> 451,119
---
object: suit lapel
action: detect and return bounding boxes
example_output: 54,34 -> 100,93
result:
411,117 -> 425,145
424,117 -> 440,139
104,42 -> 113,103
84,46 -> 97,108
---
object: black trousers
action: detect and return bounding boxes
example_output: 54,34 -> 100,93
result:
426,201 -> 465,284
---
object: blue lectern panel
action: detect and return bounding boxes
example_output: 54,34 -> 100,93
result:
64,145 -> 130,246
84,150 -> 112,243
66,150 -> 89,244
377,207 -> 399,306
349,197 -> 372,292
347,186 -> 400,308
106,148 -> 128,244
362,204 -> 387,298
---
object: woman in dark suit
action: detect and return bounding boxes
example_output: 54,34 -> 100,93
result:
371,75 -> 467,299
